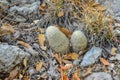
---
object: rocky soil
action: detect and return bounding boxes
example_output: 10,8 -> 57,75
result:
0,0 -> 120,80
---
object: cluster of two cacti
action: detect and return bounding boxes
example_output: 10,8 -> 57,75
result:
45,26 -> 87,54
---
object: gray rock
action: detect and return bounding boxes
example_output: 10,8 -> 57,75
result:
114,54 -> 120,60
70,30 -> 87,52
95,0 -> 120,22
8,1 -> 40,21
0,44 -> 30,73
9,0 -> 39,4
109,54 -> 120,61
73,59 -> 81,66
13,15 -> 27,23
47,59 -> 60,78
0,0 -> 9,4
85,72 -> 113,80
113,75 -> 120,80
9,1 -> 40,15
113,30 -> 120,36
80,46 -> 102,67
28,67 -> 35,75
45,26 -> 69,54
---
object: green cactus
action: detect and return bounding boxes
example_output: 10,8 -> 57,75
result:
45,26 -> 69,53
71,30 -> 87,52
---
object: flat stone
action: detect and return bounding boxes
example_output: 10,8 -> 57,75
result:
113,30 -> 120,36
81,46 -> 102,67
109,54 -> 120,61
9,1 -> 40,15
85,72 -> 113,80
9,0 -> 39,4
0,43 -> 30,73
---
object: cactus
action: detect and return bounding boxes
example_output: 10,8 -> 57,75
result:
71,30 -> 87,52
45,26 -> 69,53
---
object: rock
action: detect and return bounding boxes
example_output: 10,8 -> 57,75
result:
9,1 -> 40,16
95,0 -> 120,22
8,0 -> 41,20
0,44 -> 30,73
109,54 -> 120,61
108,63 -> 115,70
28,67 -> 35,75
9,0 -> 39,4
73,59 -> 81,66
80,46 -> 102,67
113,75 -> 120,80
47,59 -> 60,79
115,54 -> 120,60
70,30 -> 87,52
45,26 -> 69,53
113,23 -> 120,36
14,15 -> 26,22
85,72 -> 113,80
113,30 -> 120,36
0,0 -> 9,4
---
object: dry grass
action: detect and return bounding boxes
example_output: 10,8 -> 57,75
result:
80,1 -> 113,39
39,0 -> 114,46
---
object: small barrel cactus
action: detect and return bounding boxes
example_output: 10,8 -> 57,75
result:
45,26 -> 69,53
70,30 -> 87,52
